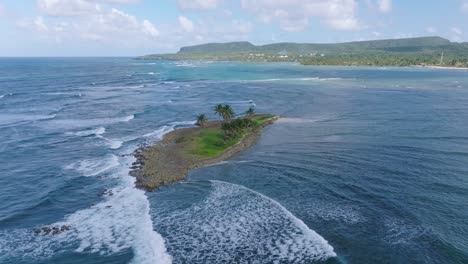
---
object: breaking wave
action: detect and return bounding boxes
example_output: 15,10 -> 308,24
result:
65,127 -> 106,137
45,115 -> 134,129
0,114 -> 56,126
247,77 -> 343,82
155,180 -> 336,263
64,154 -> 120,177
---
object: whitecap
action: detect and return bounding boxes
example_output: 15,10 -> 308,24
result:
46,115 -> 134,129
170,120 -> 196,126
0,114 -> 56,126
248,77 -> 342,82
155,180 -> 336,263
65,127 -> 106,137
0,93 -> 13,99
2,156 -> 172,264
64,154 -> 119,177
143,125 -> 175,140
60,172 -> 172,264
103,138 -> 123,149
383,219 -> 431,245
174,62 -> 196,68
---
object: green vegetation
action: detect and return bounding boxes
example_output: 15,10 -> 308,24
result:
138,36 -> 468,68
186,105 -> 275,158
189,127 -> 240,158
214,104 -> 235,121
221,118 -> 258,140
196,114 -> 207,128
246,107 -> 255,116
252,114 -> 275,126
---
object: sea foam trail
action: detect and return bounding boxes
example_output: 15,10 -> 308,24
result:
64,154 -> 119,177
247,77 -> 343,82
0,158 -> 172,264
1,147 -> 172,263
59,167 -> 172,264
155,180 -> 336,263
45,115 -> 134,129
65,127 -> 106,137
0,114 -> 56,126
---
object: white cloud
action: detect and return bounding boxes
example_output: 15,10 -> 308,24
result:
240,0 -> 360,31
451,27 -> 462,35
426,27 -> 437,34
177,0 -> 218,10
231,20 -> 253,34
37,0 -> 101,16
34,16 -> 49,32
462,0 -> 468,12
142,20 -> 160,37
25,3 -> 160,45
178,16 -> 194,32
450,27 -> 463,42
377,0 -> 392,13
104,0 -> 140,3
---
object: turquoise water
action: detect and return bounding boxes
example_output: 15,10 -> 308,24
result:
0,59 -> 467,263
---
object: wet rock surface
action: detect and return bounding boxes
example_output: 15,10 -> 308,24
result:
34,225 -> 71,235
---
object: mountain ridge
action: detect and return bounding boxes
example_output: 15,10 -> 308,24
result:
139,36 -> 468,67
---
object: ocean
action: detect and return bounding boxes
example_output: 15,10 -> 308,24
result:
0,58 -> 467,264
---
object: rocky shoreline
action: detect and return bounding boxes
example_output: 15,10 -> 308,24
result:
130,115 -> 279,190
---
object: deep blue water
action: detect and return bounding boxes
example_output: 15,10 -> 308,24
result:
0,58 -> 467,264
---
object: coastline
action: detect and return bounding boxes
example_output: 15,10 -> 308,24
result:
130,114 -> 279,190
414,65 -> 468,70
136,57 -> 468,70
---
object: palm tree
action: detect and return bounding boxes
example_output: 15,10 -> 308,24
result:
223,105 -> 234,121
214,104 -> 224,120
196,114 -> 207,128
246,107 -> 254,116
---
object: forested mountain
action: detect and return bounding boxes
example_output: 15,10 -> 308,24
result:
139,37 -> 468,67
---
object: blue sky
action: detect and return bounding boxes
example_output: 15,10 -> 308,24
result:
0,0 -> 467,56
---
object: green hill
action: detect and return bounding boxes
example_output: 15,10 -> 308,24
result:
139,36 -> 468,67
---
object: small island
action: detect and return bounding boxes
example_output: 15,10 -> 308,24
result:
130,105 -> 278,190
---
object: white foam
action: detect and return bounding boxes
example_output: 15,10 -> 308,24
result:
0,114 -> 56,126
143,125 -> 175,140
45,115 -> 134,129
65,127 -> 106,137
60,171 -> 172,264
248,77 -> 342,82
0,93 -> 13,99
174,62 -> 196,68
1,155 -> 172,264
170,120 -> 196,126
277,115 -> 340,124
106,139 -> 123,149
205,160 -> 254,167
65,154 -> 120,177
148,72 -> 156,75
383,219 -> 430,245
155,180 -> 336,263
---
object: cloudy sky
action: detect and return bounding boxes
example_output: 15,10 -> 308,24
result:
0,0 -> 467,56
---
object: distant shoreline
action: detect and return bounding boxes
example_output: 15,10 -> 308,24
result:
130,114 -> 278,190
414,65 -> 468,70
136,57 -> 468,70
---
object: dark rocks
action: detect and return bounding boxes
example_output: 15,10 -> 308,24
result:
34,225 -> 71,235
98,189 -> 114,197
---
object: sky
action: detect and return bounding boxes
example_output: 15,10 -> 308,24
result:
0,0 -> 467,56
